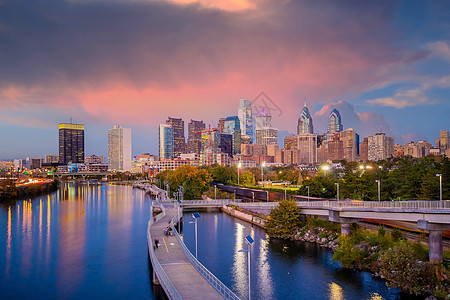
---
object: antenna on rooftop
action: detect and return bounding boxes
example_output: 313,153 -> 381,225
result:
70,117 -> 72,124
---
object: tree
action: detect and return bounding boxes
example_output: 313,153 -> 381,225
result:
240,171 -> 255,186
167,165 -> 212,199
210,165 -> 236,185
0,180 -> 17,200
266,199 -> 303,239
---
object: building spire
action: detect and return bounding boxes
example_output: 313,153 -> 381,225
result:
304,97 -> 307,107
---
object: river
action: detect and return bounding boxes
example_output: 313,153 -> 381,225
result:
0,182 -> 418,299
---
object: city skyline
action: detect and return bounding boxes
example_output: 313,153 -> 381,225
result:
1,1 -> 450,159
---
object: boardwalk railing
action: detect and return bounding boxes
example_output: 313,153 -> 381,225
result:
182,200 -> 238,206
147,204 -> 182,300
238,200 -> 450,211
171,211 -> 240,300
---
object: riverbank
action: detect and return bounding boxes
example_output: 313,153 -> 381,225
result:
0,179 -> 59,203
224,204 -> 450,299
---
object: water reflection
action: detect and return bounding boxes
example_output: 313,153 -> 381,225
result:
0,182 -> 154,299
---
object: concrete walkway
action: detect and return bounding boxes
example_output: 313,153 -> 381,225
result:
150,205 -> 223,300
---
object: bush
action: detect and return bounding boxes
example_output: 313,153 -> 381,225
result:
378,225 -> 386,238
391,228 -> 403,242
266,199 -> 303,239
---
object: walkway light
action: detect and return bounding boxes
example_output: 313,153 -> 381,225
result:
261,161 -> 266,183
238,162 -> 242,186
335,182 -> 339,201
375,180 -> 380,202
306,186 -> 310,202
239,235 -> 254,300
251,191 -> 254,202
437,174 -> 442,205
190,213 -> 201,258
322,165 -> 330,171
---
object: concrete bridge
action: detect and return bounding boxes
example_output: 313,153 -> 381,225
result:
54,172 -> 111,180
237,200 -> 450,263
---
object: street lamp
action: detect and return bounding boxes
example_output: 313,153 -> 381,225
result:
375,180 -> 380,202
335,182 -> 339,201
190,213 -> 201,258
238,162 -> 242,186
214,185 -> 217,200
251,191 -> 254,202
266,190 -> 269,202
177,199 -> 182,233
437,174 -> 442,204
261,162 -> 265,183
284,189 -> 287,200
239,235 -> 254,300
306,186 -> 310,202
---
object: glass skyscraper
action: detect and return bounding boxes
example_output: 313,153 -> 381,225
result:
166,117 -> 185,157
159,124 -> 174,160
223,116 -> 241,155
238,99 -> 253,143
327,108 -> 343,137
59,123 -> 85,164
297,103 -> 314,134
108,125 -> 132,172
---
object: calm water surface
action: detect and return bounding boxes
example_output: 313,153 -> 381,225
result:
1,182 -> 418,299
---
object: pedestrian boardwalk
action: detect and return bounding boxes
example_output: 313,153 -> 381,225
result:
149,205 -> 224,300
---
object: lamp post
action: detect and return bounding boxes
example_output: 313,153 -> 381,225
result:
437,174 -> 442,205
335,182 -> 339,201
177,199 -> 182,233
284,189 -> 287,200
375,180 -> 381,202
190,213 -> 201,258
306,186 -> 310,202
252,191 -> 254,202
239,235 -> 254,300
214,185 -> 217,200
266,190 -> 269,202
261,161 -> 265,184
238,162 -> 242,186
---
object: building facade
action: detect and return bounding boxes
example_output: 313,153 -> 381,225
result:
297,103 -> 314,134
166,117 -> 185,157
59,123 -> 85,164
108,125 -> 132,172
238,99 -> 253,143
327,109 -> 343,138
223,116 -> 241,155
367,133 -> 394,161
187,119 -> 205,154
159,124 -> 174,160
297,133 -> 317,164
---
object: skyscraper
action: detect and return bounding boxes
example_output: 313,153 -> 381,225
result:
166,117 -> 185,157
297,102 -> 314,134
368,133 -> 394,161
238,99 -> 253,143
59,123 -> 85,164
340,128 -> 359,161
327,108 -> 343,137
255,109 -> 277,146
440,130 -> 449,153
159,124 -> 174,160
187,119 -> 205,154
224,116 -> 241,155
217,118 -> 226,133
297,133 -> 318,164
108,125 -> 132,172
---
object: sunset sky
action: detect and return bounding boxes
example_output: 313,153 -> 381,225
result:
1,0 -> 450,159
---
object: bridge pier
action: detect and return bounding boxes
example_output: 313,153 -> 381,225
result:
328,211 -> 360,236
152,270 -> 161,285
418,220 -> 450,264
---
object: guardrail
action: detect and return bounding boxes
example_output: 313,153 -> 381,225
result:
171,211 -> 240,300
147,204 -> 182,300
182,200 -> 237,206
295,200 -> 450,210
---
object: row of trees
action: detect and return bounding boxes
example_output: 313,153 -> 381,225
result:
298,156 -> 450,201
0,179 -> 59,202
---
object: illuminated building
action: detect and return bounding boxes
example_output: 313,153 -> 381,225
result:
166,117 -> 185,157
187,119 -> 205,154
368,133 -> 394,161
159,124 -> 174,160
108,125 -> 132,172
224,116 -> 241,155
297,102 -> 313,134
327,109 -> 343,138
238,99 -> 253,143
59,123 -> 85,164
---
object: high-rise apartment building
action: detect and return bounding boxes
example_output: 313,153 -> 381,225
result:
297,133 -> 317,164
159,124 -> 174,160
360,138 -> 368,161
368,133 -> 394,161
255,109 -> 277,146
187,119 -> 205,154
217,118 -> 226,133
224,116 -> 241,155
255,108 -> 271,129
59,123 -> 85,164
327,109 -> 343,138
284,135 -> 297,150
340,128 -> 359,161
328,133 -> 344,161
220,133 -> 233,156
238,99 -> 253,143
166,117 -> 185,157
45,155 -> 59,164
85,155 -> 104,164
108,125 -> 132,172
297,103 -> 314,134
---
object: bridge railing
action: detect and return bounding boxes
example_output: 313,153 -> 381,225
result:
171,210 -> 241,300
147,204 -> 182,300
182,199 -> 236,206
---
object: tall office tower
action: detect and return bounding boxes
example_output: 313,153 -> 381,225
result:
255,108 -> 271,129
166,117 -> 185,157
187,119 -> 205,154
297,133 -> 318,164
360,138 -> 368,161
217,118 -> 226,133
238,99 -> 254,143
108,125 -> 132,172
440,130 -> 449,153
368,133 -> 394,161
201,129 -> 221,150
267,143 -> 279,157
297,102 -> 314,134
59,123 -> 85,164
220,133 -> 233,156
224,116 -> 241,155
340,128 -> 359,161
45,155 -> 59,164
327,108 -> 343,138
159,124 -> 174,160
241,135 -> 251,144
255,108 -> 277,146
